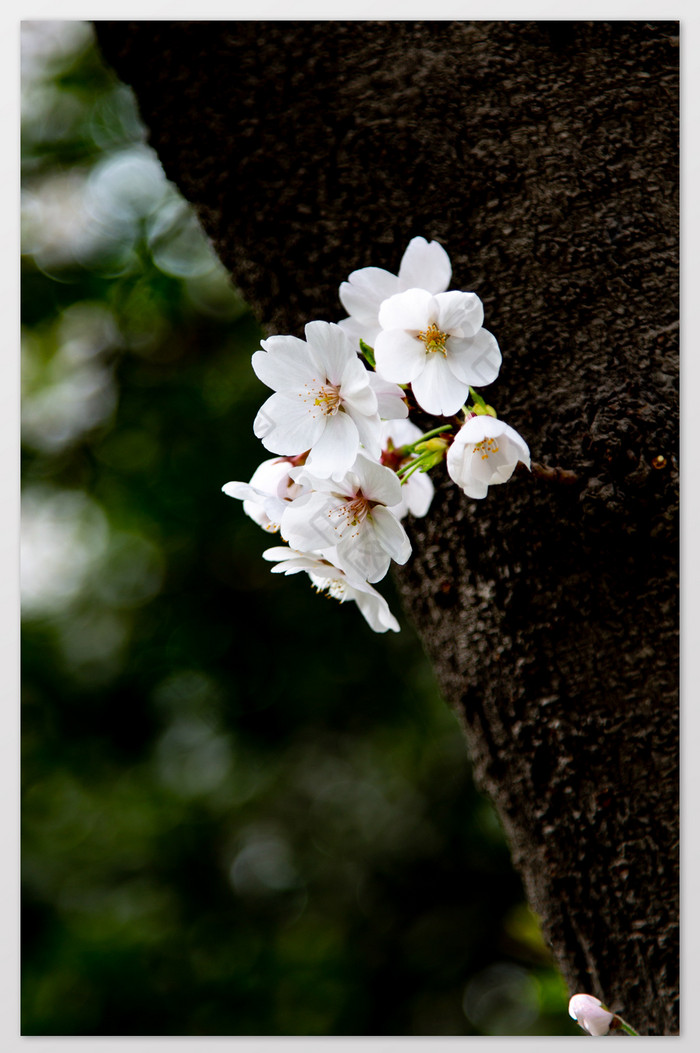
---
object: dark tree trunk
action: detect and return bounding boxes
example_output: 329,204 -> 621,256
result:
94,20 -> 679,1035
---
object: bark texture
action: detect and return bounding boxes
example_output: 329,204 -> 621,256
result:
94,20 -> 679,1035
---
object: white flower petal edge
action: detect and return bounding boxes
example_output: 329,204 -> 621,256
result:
262,546 -> 400,633
338,267 -> 399,343
568,995 -> 615,1037
251,321 -> 381,477
377,287 -> 435,333
304,409 -> 360,477
446,415 -> 530,499
410,352 -> 469,417
397,236 -> 452,294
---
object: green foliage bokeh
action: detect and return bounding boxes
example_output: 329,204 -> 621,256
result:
20,21 -> 577,1037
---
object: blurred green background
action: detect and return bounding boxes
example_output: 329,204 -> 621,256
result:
20,21 -> 577,1037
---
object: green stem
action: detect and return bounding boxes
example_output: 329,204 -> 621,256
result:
397,424 -> 453,456
416,424 -> 453,443
396,457 -> 423,478
398,459 -> 427,484
614,1016 -> 639,1036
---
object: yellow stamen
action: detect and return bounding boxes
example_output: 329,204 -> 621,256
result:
313,386 -> 342,414
417,322 -> 449,356
300,380 -> 342,416
326,495 -> 372,541
474,437 -> 500,460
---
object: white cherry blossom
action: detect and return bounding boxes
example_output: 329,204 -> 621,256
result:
262,546 -> 400,633
338,236 -> 451,346
222,456 -> 306,532
280,453 -> 411,585
374,287 -> 502,416
446,415 -> 530,499
252,320 -> 384,478
568,994 -> 615,1036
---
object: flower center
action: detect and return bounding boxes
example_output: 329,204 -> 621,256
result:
473,437 -> 500,460
313,382 -> 342,415
327,493 -> 372,540
343,495 -> 371,527
417,322 -> 449,356
313,577 -> 348,603
300,380 -> 343,417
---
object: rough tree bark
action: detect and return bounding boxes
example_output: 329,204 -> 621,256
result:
94,21 -> 679,1035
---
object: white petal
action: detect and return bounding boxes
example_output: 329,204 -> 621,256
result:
289,464 -> 356,498
253,391 -> 324,454
280,492 -> 340,552
221,479 -> 258,501
263,547 -> 333,575
367,374 -> 409,420
402,471 -> 434,517
445,445 -> 489,499
455,414 -> 502,443
338,356 -> 378,416
351,411 -> 382,460
353,452 -> 403,506
305,411 -> 359,477
461,474 -> 490,499
470,449 -> 501,484
262,545 -> 297,563
380,417 -> 423,447
410,354 -> 469,416
303,320 -> 355,384
339,267 -> 399,324
378,287 -> 433,331
501,425 -> 531,470
374,329 -> 426,384
369,505 -> 412,564
398,237 -> 451,294
445,436 -> 470,479
447,328 -> 502,387
260,494 -> 287,527
489,460 -> 519,485
252,337 -> 317,391
435,290 -> 484,336
248,457 -> 295,493
337,315 -> 380,347
352,584 -> 400,633
334,534 -> 391,585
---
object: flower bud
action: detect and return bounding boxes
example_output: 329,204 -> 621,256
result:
414,436 -> 449,454
471,400 -> 497,417
568,993 -> 615,1036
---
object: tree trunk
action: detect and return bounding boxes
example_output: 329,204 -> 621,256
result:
94,20 -> 679,1035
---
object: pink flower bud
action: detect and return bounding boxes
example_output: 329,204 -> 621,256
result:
568,993 -> 615,1036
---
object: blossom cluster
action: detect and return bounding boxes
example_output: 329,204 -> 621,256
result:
223,238 -> 530,632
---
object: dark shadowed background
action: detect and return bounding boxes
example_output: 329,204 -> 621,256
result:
20,21 -> 577,1036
